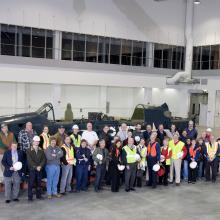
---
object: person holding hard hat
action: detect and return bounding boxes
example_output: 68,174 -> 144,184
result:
169,133 -> 187,186
60,136 -> 75,195
188,139 -> 200,184
26,136 -> 46,201
93,139 -> 109,192
0,123 -> 17,184
204,135 -> 219,183
136,138 -> 147,187
109,140 -> 122,192
75,139 -> 92,192
2,142 -> 23,203
70,124 -> 81,148
122,137 -> 138,192
147,132 -> 161,189
159,137 -> 172,186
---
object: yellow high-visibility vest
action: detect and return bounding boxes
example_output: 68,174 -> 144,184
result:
40,133 -> 50,150
62,144 -> 74,165
70,134 -> 81,148
123,145 -> 137,164
206,142 -> 218,161
169,140 -> 185,160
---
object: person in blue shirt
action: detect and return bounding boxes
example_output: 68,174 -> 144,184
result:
184,120 -> 198,140
75,139 -> 92,192
188,139 -> 200,184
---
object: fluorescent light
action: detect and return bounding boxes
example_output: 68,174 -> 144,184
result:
194,0 -> 201,5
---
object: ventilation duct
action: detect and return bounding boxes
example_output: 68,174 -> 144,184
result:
167,0 -> 198,85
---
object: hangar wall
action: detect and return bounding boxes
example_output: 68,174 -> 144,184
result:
0,81 -> 190,120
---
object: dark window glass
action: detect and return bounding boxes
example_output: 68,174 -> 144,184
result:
192,46 -> 201,70
1,24 -> 16,56
172,46 -> 181,69
46,30 -> 53,59
132,41 -> 143,66
201,46 -> 210,69
181,47 -> 185,70
32,28 -> 45,58
110,38 -> 121,64
62,32 -> 72,60
210,45 -> 219,69
121,39 -> 132,65
98,37 -> 110,63
86,35 -> 98,62
17,26 -> 31,57
162,45 -> 172,68
73,34 -> 85,61
154,43 -> 163,68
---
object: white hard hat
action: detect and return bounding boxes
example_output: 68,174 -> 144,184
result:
13,161 -> 22,171
72,124 -> 79,130
33,136 -> 40,142
135,154 -> 141,161
117,165 -> 125,171
96,154 -> 103,160
135,136 -> 141,142
160,155 -> 165,162
153,164 -> 160,172
177,151 -> 183,159
189,161 -> 197,169
206,128 -> 212,133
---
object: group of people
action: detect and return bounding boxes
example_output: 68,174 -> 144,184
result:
0,120 -> 219,203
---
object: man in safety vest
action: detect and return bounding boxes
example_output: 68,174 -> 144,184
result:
60,136 -> 75,194
39,125 -> 50,150
169,133 -> 187,186
70,124 -> 81,148
122,137 -> 138,192
147,132 -> 161,188
204,135 -> 219,182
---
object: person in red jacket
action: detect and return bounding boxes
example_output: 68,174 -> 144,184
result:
159,137 -> 172,186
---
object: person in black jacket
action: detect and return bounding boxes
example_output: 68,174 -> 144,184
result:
75,139 -> 91,192
109,140 -> 122,192
26,136 -> 46,201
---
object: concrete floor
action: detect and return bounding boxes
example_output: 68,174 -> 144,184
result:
0,180 -> 220,220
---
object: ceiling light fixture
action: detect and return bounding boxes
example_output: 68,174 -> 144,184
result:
194,0 -> 201,5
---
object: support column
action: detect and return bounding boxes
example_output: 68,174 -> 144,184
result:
99,86 -> 107,114
15,82 -> 27,114
145,43 -> 154,68
144,87 -> 152,105
53,30 -> 62,60
207,89 -> 216,128
51,84 -> 62,120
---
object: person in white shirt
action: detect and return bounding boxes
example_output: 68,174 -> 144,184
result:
82,122 -> 99,153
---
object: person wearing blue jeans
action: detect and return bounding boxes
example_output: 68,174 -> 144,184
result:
183,138 -> 191,181
60,136 -> 75,195
75,139 -> 91,192
44,136 -> 63,199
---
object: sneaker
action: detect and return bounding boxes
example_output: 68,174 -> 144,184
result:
47,195 -> 52,199
5,200 -> 11,203
176,183 -> 180,186
60,192 -> 66,196
53,194 -> 61,198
